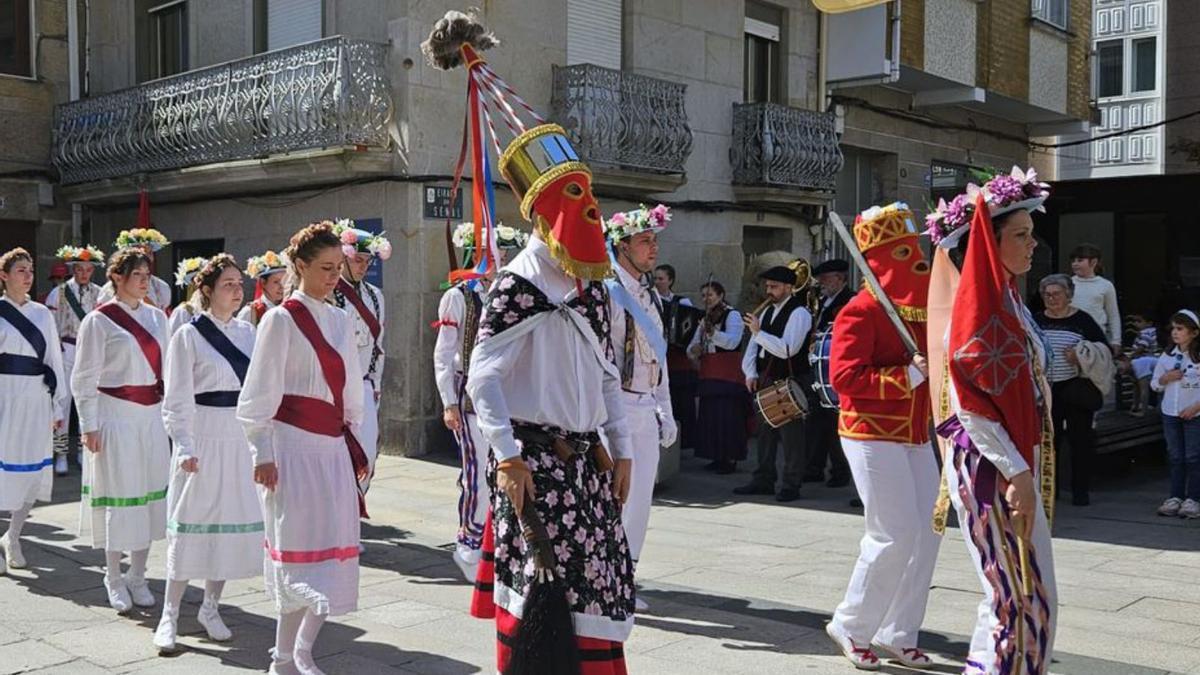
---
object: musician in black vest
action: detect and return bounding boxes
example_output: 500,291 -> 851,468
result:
654,263 -> 698,450
735,265 -> 814,502
804,259 -> 855,487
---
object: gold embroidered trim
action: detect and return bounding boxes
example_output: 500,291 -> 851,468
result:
534,214 -> 612,281
862,281 -> 928,322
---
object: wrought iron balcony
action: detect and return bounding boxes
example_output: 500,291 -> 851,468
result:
551,63 -> 692,189
53,37 -> 393,185
730,103 -> 843,194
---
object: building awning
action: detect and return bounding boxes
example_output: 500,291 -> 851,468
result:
811,0 -> 890,13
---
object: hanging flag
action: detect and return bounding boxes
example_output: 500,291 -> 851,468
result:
811,0 -> 891,13
136,188 -> 152,230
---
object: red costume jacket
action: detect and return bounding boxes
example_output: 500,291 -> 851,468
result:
830,291 -> 931,445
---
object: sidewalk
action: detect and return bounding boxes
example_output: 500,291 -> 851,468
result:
1,451 -> 1197,674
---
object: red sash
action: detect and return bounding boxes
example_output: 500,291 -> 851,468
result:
699,351 -> 744,385
97,302 -> 163,405
252,299 -> 268,324
275,298 -> 370,517
336,278 -> 381,340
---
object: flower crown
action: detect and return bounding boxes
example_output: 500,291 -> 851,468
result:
604,203 -> 671,243
115,227 -> 170,251
55,244 -> 105,265
174,257 -> 207,288
452,221 -> 529,249
332,218 -> 392,261
246,250 -> 287,278
925,166 -> 1050,248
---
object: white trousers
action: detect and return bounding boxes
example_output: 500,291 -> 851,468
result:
947,445 -> 1057,674
58,342 -> 76,423
620,391 -> 660,565
455,411 -> 490,552
359,380 -> 379,494
830,438 -> 941,650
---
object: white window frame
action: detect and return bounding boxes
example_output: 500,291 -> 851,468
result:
0,0 -> 37,81
1130,36 -> 1158,94
1031,0 -> 1068,31
1095,39 -> 1124,99
146,0 -> 188,81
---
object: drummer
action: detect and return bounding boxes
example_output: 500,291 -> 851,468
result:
804,259 -> 855,488
734,265 -> 813,503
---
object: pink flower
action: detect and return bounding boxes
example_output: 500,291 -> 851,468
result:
341,244 -> 356,258
515,293 -> 535,309
340,229 -> 358,245
375,239 -> 392,261
610,212 -> 626,226
650,204 -> 671,226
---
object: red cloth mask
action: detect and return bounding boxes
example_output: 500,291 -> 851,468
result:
862,234 -> 930,310
530,169 -> 610,281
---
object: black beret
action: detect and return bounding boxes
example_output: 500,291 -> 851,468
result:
813,259 -> 849,275
758,265 -> 795,284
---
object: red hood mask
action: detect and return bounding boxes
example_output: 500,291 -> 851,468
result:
853,204 -> 930,318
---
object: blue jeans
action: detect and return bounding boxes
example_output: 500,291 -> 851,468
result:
1162,415 -> 1200,500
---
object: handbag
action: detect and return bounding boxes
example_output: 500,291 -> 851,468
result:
1060,376 -> 1103,412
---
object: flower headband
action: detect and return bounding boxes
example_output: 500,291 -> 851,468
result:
451,221 -> 529,250
925,166 -> 1050,249
55,244 -> 105,265
246,250 -> 287,278
332,218 -> 392,261
604,203 -> 671,244
115,227 -> 170,251
174,256 -> 207,288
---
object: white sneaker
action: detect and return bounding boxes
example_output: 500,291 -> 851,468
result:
0,533 -> 26,569
451,544 -> 480,582
198,598 -> 232,641
874,643 -> 932,667
1182,499 -> 1200,519
55,454 -> 69,476
1158,497 -> 1183,517
293,650 -> 327,675
826,623 -> 881,671
125,576 -> 156,607
153,610 -> 179,653
634,597 -> 649,612
268,650 -> 301,675
104,576 -> 133,614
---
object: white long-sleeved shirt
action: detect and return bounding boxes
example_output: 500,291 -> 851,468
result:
0,295 -> 67,423
1150,348 -> 1200,418
236,296 -> 278,327
433,284 -> 485,408
44,279 -> 101,341
98,276 -> 172,311
1070,275 -> 1121,345
167,303 -> 195,337
335,279 -> 385,395
71,298 -> 169,433
236,291 -> 364,466
687,306 -> 744,355
741,299 -> 813,379
465,237 -> 631,462
609,264 -> 673,416
162,312 -> 255,457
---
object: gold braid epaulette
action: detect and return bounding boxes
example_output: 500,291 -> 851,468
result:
862,281 -> 927,322
931,356 -> 953,535
1032,352 -> 1056,528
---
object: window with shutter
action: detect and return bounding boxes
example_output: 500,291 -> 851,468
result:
268,0 -> 322,52
566,0 -> 622,70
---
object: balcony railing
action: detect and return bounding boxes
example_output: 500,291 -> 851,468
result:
551,63 -> 693,178
53,37 -> 393,185
730,103 -> 843,192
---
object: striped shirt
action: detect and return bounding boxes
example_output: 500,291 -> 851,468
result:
1033,309 -> 1107,383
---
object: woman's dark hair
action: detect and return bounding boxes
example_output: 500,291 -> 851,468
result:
1070,243 -> 1102,261
0,247 -> 32,294
285,221 -> 341,267
107,247 -> 152,283
655,264 -> 676,287
1170,311 -> 1200,363
947,209 -> 1023,270
700,280 -> 726,297
194,253 -> 242,311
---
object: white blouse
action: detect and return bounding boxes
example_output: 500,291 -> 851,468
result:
163,312 -> 255,457
466,237 -> 631,462
338,279 -> 385,394
433,284 -> 484,408
236,291 -> 365,466
609,264 -> 670,407
44,279 -> 101,340
71,298 -> 169,433
687,307 -> 744,355
0,295 -> 67,419
98,276 -> 173,311
167,303 -> 195,337
235,296 -> 277,325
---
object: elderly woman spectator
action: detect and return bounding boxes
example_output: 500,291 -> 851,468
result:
1034,274 -> 1109,506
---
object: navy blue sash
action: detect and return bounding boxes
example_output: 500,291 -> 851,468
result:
0,300 -> 55,396
190,314 -> 249,407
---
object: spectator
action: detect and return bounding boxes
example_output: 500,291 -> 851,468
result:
654,263 -> 698,450
687,281 -> 747,473
803,259 -> 854,488
1034,274 -> 1108,506
40,263 -> 68,304
1069,243 -> 1122,353
1151,310 -> 1200,519
1123,312 -> 1161,416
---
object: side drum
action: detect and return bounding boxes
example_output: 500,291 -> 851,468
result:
754,378 -> 808,428
808,327 -> 839,410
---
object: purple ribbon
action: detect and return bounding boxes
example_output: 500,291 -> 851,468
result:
936,415 -> 998,508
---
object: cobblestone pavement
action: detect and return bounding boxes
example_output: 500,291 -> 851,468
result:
0,449 -> 1197,674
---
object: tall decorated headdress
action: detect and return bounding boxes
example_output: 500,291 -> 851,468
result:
422,10 -> 611,283
114,227 -> 170,252
852,202 -> 929,318
246,250 -> 288,300
925,166 -> 1050,249
331,218 -> 393,261
174,256 -> 207,289
604,204 -> 671,245
55,244 -> 105,267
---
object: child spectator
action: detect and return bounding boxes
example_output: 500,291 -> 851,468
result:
1151,310 -> 1200,519
1125,313 -> 1161,416
1070,244 -> 1122,353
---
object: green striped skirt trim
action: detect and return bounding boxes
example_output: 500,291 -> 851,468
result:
81,485 -> 168,508
167,520 -> 265,534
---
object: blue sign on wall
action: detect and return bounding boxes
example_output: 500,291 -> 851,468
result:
355,217 -> 385,290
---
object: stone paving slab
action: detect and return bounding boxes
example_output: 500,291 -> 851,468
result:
1,452 -> 1198,674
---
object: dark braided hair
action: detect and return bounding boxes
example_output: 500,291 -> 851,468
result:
194,253 -> 242,311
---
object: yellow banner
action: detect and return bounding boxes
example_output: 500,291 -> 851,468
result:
811,0 -> 892,13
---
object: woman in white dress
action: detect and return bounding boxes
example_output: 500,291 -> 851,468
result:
237,222 -> 365,675
154,254 -> 262,652
72,247 -> 171,614
0,248 -> 66,574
